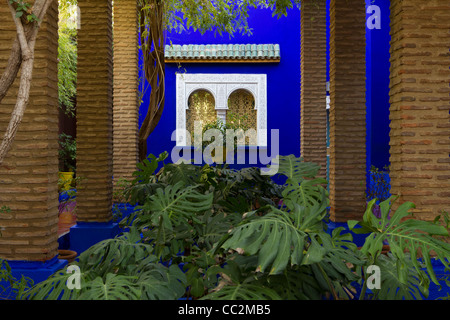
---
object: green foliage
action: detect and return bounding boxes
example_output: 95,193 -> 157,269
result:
132,151 -> 168,185
19,229 -> 187,300
58,0 -> 78,116
112,178 -> 132,203
349,196 -> 450,299
274,154 -> 321,180
0,206 -> 10,214
374,253 -> 425,300
195,112 -> 254,152
366,165 -> 390,202
58,133 -> 76,172
24,153 -> 450,300
162,0 -> 301,37
8,0 -> 39,22
120,154 -> 363,300
202,283 -> 282,300
137,181 -> 214,258
0,260 -> 34,300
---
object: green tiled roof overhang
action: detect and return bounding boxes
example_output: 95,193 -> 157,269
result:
164,44 -> 280,61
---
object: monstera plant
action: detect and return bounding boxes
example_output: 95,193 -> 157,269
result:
18,228 -> 187,300
349,196 -> 450,300
18,153 -> 450,300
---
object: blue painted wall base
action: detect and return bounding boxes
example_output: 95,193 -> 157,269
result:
69,221 -> 119,255
58,232 -> 71,250
0,256 -> 68,299
326,220 -> 369,248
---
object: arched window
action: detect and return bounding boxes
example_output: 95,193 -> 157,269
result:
186,89 -> 216,136
176,74 -> 267,147
227,89 -> 257,145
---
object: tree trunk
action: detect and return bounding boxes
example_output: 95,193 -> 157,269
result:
138,0 -> 166,161
0,0 -> 53,165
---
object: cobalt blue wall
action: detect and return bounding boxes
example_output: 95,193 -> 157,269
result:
365,0 -> 391,172
365,0 -> 391,198
139,7 -> 301,165
324,0 -> 391,185
138,2 -> 392,181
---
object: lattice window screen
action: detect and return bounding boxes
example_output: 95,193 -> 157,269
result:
186,90 -> 217,137
227,89 -> 257,145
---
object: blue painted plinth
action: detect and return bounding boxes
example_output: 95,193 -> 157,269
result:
69,221 -> 119,255
0,256 -> 68,299
58,232 -> 71,250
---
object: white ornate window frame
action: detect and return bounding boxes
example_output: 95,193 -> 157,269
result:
176,73 -> 267,147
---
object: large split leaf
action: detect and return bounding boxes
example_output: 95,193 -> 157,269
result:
79,274 -> 141,300
132,152 -> 168,184
282,177 -> 329,210
220,206 -> 307,275
159,162 -> 201,186
349,196 -> 450,287
138,181 -> 213,228
373,253 -> 426,300
135,181 -> 213,256
20,232 -> 186,300
201,283 -> 281,300
272,154 -> 321,180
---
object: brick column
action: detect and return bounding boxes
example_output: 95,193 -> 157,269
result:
389,0 -> 450,221
0,1 -> 59,261
113,0 -> 139,193
76,0 -> 113,222
300,0 -> 328,178
329,0 -> 367,222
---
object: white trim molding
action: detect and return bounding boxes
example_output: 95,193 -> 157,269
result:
176,73 -> 267,146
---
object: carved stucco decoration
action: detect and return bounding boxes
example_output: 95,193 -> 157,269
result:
176,73 -> 267,146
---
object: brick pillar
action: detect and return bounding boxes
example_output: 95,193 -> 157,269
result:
389,0 -> 450,220
113,0 -> 139,194
0,1 -> 59,261
300,0 -> 328,178
329,0 -> 367,222
76,0 -> 113,222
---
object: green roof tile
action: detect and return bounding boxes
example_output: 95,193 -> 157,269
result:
165,44 -> 281,61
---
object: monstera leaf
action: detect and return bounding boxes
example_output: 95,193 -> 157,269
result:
135,181 -> 214,256
159,162 -> 202,187
132,152 -> 168,184
373,253 -> 427,300
18,268 -> 84,300
138,181 -> 213,228
218,196 -> 333,275
218,206 -> 307,275
265,266 -> 323,300
135,263 -> 187,300
79,274 -> 141,300
201,283 -> 282,300
194,210 -> 241,251
273,154 -> 321,180
20,233 -> 187,300
125,181 -> 166,206
77,228 -> 155,275
282,177 -> 329,209
217,164 -> 333,276
273,154 -> 329,218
